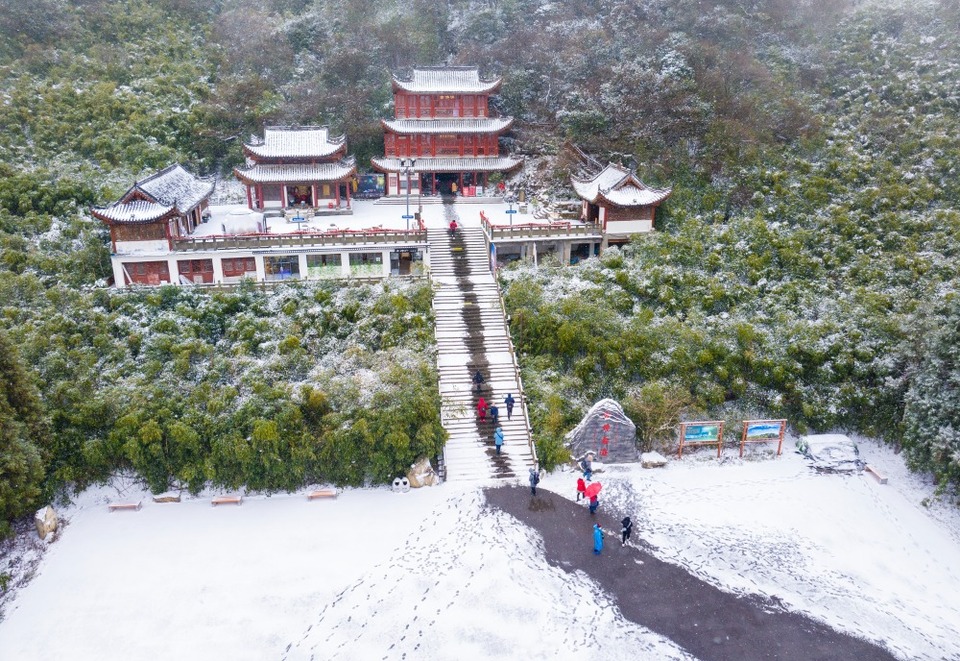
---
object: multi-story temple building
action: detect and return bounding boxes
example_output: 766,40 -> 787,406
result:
234,126 -> 357,211
92,72 -> 672,289
371,67 -> 521,197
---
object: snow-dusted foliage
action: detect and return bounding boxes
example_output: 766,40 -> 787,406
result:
0,277 -> 443,495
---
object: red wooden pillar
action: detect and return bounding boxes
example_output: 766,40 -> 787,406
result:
281,184 -> 288,208
458,172 -> 463,193
335,181 -> 341,207
312,184 -> 318,206
432,172 -> 437,195
256,185 -> 264,210
246,185 -> 252,209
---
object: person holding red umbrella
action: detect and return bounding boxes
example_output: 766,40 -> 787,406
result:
585,481 -> 602,515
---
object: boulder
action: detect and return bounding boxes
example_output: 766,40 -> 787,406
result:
641,451 -> 668,468
152,492 -> 182,503
566,399 -> 639,463
407,457 -> 439,488
34,505 -> 58,540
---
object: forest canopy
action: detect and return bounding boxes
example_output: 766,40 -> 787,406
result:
1,0 -> 960,534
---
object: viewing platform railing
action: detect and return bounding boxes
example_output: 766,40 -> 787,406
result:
479,212 -> 602,241
173,226 -> 427,252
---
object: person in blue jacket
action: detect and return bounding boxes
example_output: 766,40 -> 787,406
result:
593,524 -> 604,555
504,393 -> 515,420
493,426 -> 504,455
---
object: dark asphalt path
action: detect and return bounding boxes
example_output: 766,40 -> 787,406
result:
484,485 -> 898,661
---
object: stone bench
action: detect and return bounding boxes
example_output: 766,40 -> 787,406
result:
108,501 -> 142,512
211,495 -> 243,506
307,489 -> 338,500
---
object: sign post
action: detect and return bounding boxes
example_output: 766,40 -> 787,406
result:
678,421 -> 725,458
740,419 -> 787,457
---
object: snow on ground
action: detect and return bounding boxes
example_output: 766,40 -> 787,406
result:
1,438 -> 958,661
197,199 -> 567,238
562,437 -> 960,661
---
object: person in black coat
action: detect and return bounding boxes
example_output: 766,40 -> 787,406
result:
472,369 -> 484,393
621,516 -> 633,545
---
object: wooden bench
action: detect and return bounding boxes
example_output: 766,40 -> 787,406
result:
865,465 -> 888,484
211,495 -> 243,506
108,501 -> 142,512
307,489 -> 338,500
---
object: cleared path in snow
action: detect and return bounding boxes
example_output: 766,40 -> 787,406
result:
483,485 -> 899,661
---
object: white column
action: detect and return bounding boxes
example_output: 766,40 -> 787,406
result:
255,256 -> 266,281
167,257 -> 181,285
562,241 -> 572,265
112,257 -> 127,287
340,252 -> 350,277
382,250 -> 391,277
212,256 -> 225,284
298,254 -> 309,280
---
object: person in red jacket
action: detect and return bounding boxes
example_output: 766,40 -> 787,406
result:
576,477 -> 587,502
477,397 -> 487,422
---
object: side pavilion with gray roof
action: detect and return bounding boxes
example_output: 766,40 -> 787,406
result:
234,126 -> 357,211
91,163 -> 213,259
569,144 -> 672,244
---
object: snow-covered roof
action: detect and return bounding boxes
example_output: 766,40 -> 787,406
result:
571,163 -> 672,208
92,163 -> 212,224
243,126 -> 347,160
371,155 -> 521,174
392,67 -> 501,94
128,163 -> 213,211
382,117 -> 513,135
92,199 -> 176,224
233,157 -> 357,184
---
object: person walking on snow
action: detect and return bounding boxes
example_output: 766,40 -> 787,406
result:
593,524 -> 604,555
576,477 -> 587,502
472,369 -> 484,393
529,467 -> 540,496
504,393 -> 515,420
621,516 -> 633,545
589,494 -> 599,515
494,426 -> 504,455
490,403 -> 499,425
477,397 -> 487,422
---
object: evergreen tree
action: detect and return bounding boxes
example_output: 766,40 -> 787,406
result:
0,330 -> 51,537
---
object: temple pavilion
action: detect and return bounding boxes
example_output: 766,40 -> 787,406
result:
371,66 -> 521,197
569,145 -> 672,243
234,126 -> 357,211
91,164 -> 214,284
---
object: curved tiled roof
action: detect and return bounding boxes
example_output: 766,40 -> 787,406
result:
91,199 -> 176,224
233,157 -> 357,184
392,67 -> 501,94
371,155 -> 521,173
93,163 -> 212,224
571,164 -> 672,208
382,117 -> 513,134
243,126 -> 347,159
130,164 -> 213,212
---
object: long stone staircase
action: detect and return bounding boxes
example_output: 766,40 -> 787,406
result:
428,217 -> 537,482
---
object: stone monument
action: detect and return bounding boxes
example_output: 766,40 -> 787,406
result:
565,399 -> 639,463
